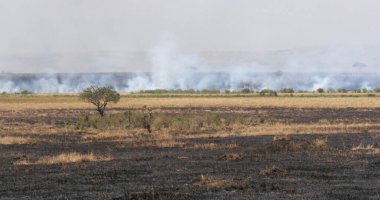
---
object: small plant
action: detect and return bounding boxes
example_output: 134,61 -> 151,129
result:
79,86 -> 120,117
142,105 -> 153,133
259,116 -> 266,124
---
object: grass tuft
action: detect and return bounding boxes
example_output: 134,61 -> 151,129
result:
35,152 -> 112,165
0,136 -> 39,145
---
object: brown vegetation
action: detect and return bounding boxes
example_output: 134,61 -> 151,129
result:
15,152 -> 112,165
1,96 -> 380,111
0,136 -> 40,145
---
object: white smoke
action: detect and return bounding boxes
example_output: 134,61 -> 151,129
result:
1,44 -> 380,93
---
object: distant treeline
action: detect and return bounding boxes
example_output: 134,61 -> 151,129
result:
2,87 -> 380,96
133,88 -> 380,95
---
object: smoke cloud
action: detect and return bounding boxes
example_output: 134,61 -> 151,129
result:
1,44 -> 380,93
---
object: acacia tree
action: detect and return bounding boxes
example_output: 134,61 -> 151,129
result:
80,86 -> 120,117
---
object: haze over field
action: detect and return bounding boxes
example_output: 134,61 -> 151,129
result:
0,0 -> 380,92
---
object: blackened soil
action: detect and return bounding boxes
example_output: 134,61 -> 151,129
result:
2,107 -> 380,125
0,108 -> 379,199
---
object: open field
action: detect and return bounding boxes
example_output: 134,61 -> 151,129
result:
2,95 -> 380,110
0,96 -> 380,199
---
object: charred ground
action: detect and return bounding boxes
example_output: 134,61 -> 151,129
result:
0,98 -> 379,199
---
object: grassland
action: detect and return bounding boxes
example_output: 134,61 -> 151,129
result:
1,94 -> 380,110
0,95 -> 379,199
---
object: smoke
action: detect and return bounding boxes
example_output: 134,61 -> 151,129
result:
1,1 -> 380,93
0,43 -> 380,93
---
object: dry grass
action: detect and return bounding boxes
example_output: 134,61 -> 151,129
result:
352,144 -> 380,154
189,142 -> 238,150
78,123 -> 377,147
166,123 -> 379,141
218,153 -> 243,161
1,96 -> 380,110
82,130 -> 139,141
273,135 -> 292,141
0,136 -> 40,145
83,130 -> 185,148
253,138 -> 329,154
15,152 -> 112,165
193,174 -> 234,189
134,140 -> 185,148
260,166 -> 288,176
312,138 -> 329,148
36,152 -> 112,165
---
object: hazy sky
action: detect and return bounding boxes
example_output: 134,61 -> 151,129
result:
0,0 -> 380,72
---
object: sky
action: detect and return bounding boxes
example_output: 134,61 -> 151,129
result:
0,0 -> 380,73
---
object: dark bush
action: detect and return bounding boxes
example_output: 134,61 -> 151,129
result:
337,88 -> 348,93
279,88 -> 294,93
259,89 -> 278,96
20,90 -> 33,95
241,88 -> 251,93
316,88 -> 324,93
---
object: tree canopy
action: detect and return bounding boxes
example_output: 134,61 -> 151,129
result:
80,86 -> 120,117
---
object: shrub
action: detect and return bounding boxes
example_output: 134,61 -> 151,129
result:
316,88 -> 324,93
20,90 -> 33,95
241,88 -> 251,93
279,88 -> 294,93
337,88 -> 348,93
259,89 -> 277,96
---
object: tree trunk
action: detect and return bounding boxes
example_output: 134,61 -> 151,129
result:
97,107 -> 105,117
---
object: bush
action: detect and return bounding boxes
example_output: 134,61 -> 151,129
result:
316,88 -> 324,93
279,88 -> 294,93
20,90 -> 33,95
337,88 -> 348,93
241,88 -> 251,93
259,89 -> 278,96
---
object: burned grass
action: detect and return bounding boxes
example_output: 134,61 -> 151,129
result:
259,166 -> 289,176
218,153 -> 243,161
0,100 -> 380,199
252,138 -> 330,154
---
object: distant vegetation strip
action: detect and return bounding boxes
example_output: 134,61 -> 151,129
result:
1,87 -> 380,98
1,97 -> 380,110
